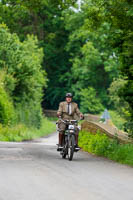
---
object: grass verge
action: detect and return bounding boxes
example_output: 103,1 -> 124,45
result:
47,117 -> 58,121
79,130 -> 133,166
0,118 -> 56,142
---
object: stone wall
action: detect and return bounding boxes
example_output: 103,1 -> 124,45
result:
84,114 -> 100,122
81,120 -> 133,144
43,110 -> 57,117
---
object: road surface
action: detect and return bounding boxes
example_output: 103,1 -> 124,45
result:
0,132 -> 133,200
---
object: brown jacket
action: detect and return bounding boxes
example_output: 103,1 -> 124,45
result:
57,101 -> 82,120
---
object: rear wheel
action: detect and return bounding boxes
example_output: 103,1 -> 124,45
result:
68,135 -> 75,161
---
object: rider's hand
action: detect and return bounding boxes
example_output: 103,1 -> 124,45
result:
57,114 -> 61,118
80,114 -> 84,120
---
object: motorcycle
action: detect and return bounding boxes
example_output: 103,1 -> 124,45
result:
57,118 -> 81,161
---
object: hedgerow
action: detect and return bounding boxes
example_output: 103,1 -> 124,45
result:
79,131 -> 133,166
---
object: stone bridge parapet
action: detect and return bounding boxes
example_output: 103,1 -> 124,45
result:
81,120 -> 133,144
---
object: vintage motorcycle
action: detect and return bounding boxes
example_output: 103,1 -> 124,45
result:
57,118 -> 81,161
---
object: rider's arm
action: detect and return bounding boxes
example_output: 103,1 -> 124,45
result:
57,102 -> 63,117
75,103 -> 83,119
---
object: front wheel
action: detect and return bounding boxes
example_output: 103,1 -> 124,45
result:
68,135 -> 75,161
62,153 -> 66,159
62,135 -> 67,159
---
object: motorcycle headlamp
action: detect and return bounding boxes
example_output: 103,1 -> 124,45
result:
68,125 -> 75,130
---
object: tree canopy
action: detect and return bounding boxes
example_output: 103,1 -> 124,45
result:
0,0 -> 133,133
0,24 -> 47,128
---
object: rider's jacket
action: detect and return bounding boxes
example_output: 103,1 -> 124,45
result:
57,101 -> 82,120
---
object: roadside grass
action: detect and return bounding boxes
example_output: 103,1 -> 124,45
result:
47,117 -> 58,121
79,130 -> 133,166
0,118 -> 56,142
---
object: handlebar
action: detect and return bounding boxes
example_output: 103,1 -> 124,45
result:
58,117 -> 83,124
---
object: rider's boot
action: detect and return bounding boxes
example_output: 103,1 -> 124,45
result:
57,133 -> 63,151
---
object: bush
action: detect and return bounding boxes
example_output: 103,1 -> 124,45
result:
15,103 -> 43,129
124,121 -> 133,138
79,131 -> 110,156
79,130 -> 133,166
0,24 -> 47,128
109,110 -> 126,130
0,71 -> 15,125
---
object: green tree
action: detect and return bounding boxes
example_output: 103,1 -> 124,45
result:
63,4 -> 120,110
0,0 -> 78,109
80,87 -> 104,114
1,0 -> 132,128
0,70 -> 15,125
108,78 -> 129,117
0,24 -> 47,127
82,0 -> 133,133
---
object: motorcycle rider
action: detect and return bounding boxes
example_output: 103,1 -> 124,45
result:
57,93 -> 83,150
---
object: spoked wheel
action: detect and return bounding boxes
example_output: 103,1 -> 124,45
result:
68,135 -> 75,161
61,136 -> 67,159
62,152 -> 66,159
62,146 -> 67,159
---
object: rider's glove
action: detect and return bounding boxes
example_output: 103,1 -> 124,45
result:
57,113 -> 61,118
80,114 -> 84,120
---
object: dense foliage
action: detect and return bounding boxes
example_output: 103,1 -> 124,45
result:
79,131 -> 133,166
0,24 -> 47,128
0,70 -> 15,125
0,0 -> 77,109
0,0 -> 132,135
0,118 -> 56,142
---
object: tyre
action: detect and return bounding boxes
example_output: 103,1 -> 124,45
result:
62,136 -> 67,159
62,152 -> 66,159
68,134 -> 75,161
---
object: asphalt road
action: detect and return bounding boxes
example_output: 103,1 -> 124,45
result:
0,132 -> 133,200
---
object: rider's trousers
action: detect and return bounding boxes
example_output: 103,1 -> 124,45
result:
58,121 -> 79,135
